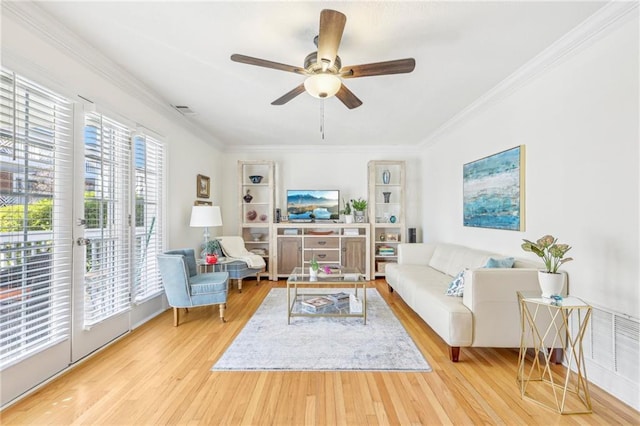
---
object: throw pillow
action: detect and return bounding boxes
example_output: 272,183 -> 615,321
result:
485,257 -> 515,268
445,270 -> 465,297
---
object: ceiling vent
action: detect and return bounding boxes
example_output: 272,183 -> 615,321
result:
172,105 -> 197,116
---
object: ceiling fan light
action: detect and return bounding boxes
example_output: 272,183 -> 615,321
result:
304,74 -> 341,99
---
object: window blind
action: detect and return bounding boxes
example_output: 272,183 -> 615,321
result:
0,69 -> 73,368
83,113 -> 131,328
132,134 -> 165,302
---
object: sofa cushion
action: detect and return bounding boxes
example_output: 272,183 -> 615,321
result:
445,270 -> 466,296
485,257 -> 515,268
411,274 -> 473,347
428,244 -> 496,277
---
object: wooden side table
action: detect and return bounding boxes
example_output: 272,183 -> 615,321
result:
517,291 -> 593,414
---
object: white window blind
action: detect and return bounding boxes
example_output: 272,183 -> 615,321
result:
132,134 -> 165,302
83,113 -> 131,328
0,69 -> 73,368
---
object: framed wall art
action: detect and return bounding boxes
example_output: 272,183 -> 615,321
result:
194,200 -> 212,206
196,174 -> 210,199
463,145 -> 525,231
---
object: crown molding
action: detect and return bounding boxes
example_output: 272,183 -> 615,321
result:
223,143 -> 422,155
2,1 -> 223,149
421,1 -> 638,148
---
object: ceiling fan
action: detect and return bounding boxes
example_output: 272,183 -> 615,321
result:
231,9 -> 415,109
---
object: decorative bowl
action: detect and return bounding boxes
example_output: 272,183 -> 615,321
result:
249,175 -> 263,184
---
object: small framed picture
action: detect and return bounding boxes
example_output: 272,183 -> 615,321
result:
386,233 -> 399,242
197,174 -> 210,199
194,200 -> 212,206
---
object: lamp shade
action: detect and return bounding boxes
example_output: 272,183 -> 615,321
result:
190,206 -> 223,227
304,73 -> 342,99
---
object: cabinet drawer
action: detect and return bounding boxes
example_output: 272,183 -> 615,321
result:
303,250 -> 339,262
304,237 -> 339,249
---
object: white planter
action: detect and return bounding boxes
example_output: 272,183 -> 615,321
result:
538,271 -> 565,298
309,268 -> 318,281
344,214 -> 354,224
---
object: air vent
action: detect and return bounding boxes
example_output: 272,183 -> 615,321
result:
172,105 -> 197,116
585,306 -> 639,380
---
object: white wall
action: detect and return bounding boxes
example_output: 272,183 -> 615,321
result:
221,148 -> 423,238
421,15 -> 638,318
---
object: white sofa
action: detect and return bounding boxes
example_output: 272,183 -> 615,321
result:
385,242 -> 565,362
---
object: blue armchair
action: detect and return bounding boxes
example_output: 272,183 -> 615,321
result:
157,249 -> 229,326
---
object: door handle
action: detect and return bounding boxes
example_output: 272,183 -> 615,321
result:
76,237 -> 91,246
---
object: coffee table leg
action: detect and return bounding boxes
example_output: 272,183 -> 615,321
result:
363,281 -> 367,325
287,280 -> 291,324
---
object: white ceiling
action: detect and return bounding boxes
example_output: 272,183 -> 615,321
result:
34,1 -> 606,148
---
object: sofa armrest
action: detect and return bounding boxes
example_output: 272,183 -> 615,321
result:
462,268 -> 541,347
397,243 -> 435,266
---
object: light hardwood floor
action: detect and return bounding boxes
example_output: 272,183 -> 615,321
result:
2,279 -> 638,425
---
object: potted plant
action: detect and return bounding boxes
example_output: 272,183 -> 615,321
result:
205,240 -> 221,265
521,235 -> 573,297
340,198 -> 353,223
351,198 -> 367,223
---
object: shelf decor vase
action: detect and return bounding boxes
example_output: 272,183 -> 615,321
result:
243,189 -> 253,203
383,192 -> 391,203
538,271 -> 564,298
382,169 -> 391,185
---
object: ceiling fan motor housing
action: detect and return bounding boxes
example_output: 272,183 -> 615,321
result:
304,52 -> 342,74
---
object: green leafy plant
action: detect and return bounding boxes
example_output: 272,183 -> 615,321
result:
521,235 -> 573,273
205,239 -> 221,255
310,255 -> 319,272
350,198 -> 367,212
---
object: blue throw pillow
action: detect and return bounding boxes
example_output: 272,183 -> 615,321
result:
445,270 -> 465,297
485,257 -> 515,268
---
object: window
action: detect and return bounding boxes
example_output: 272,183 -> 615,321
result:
132,134 -> 165,302
82,113 -> 132,328
0,69 -> 73,368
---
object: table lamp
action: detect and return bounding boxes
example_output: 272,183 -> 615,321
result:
190,205 -> 223,258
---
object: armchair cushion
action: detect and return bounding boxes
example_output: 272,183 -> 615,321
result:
190,272 -> 229,295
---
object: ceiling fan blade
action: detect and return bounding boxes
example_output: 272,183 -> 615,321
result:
271,84 -> 306,105
231,54 -> 307,75
335,84 -> 363,109
317,9 -> 347,68
340,58 -> 416,78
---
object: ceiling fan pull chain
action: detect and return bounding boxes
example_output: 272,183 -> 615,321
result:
320,100 -> 325,140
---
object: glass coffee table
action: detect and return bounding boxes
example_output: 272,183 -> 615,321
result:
286,266 -> 366,324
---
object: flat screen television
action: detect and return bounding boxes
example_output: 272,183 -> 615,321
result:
287,190 -> 340,220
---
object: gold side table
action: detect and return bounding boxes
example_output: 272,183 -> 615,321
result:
517,291 -> 593,414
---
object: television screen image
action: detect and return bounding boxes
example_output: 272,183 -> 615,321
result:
287,190 -> 340,220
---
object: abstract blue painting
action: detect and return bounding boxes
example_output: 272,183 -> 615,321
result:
463,146 -> 525,231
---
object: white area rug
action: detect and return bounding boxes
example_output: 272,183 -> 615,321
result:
212,288 -> 431,371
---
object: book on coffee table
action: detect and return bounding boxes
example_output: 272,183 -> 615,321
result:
326,292 -> 350,304
300,296 -> 333,312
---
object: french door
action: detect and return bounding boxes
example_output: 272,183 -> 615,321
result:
0,70 -> 74,406
71,112 -> 132,361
